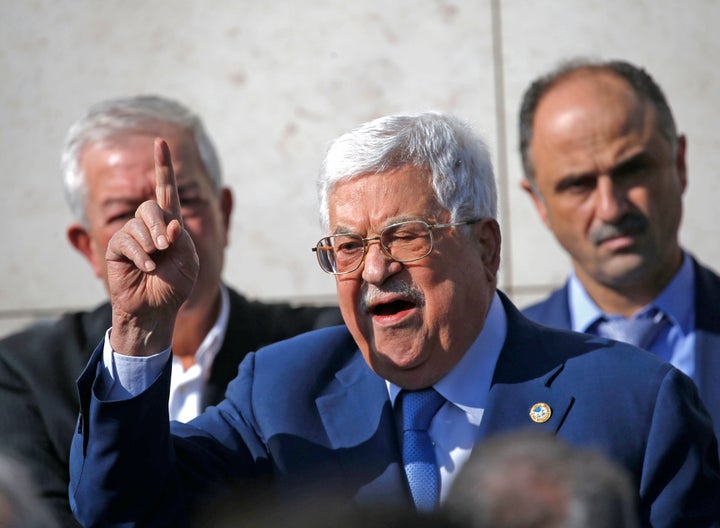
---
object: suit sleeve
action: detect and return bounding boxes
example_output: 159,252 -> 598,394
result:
640,367 -> 720,527
0,350 -> 80,527
69,342 -> 264,528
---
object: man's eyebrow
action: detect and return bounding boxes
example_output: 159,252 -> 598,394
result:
331,225 -> 358,236
554,173 -> 595,191
611,152 -> 652,174
330,216 -> 429,236
553,151 -> 653,192
99,196 -> 139,209
176,181 -> 201,193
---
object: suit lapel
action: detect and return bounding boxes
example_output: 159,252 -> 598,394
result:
479,369 -> 575,438
316,350 -> 393,449
202,289 -> 243,408
694,330 -> 720,416
315,348 -> 407,508
480,293 -> 578,439
692,258 -> 720,396
523,283 -> 573,328
691,259 -> 720,433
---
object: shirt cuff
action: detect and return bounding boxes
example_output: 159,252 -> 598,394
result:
101,328 -> 172,399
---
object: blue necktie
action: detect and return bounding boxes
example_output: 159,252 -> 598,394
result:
399,388 -> 445,512
593,307 -> 669,350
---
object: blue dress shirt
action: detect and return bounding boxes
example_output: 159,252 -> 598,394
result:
388,291 -> 506,501
568,253 -> 697,378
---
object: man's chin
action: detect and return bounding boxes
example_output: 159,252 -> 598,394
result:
371,357 -> 438,390
594,254 -> 651,285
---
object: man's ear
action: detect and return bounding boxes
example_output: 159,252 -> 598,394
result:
67,223 -> 103,278
520,178 -> 552,230
675,134 -> 688,194
219,187 -> 233,247
475,218 -> 502,280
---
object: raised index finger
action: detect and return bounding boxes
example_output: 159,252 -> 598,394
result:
154,138 -> 183,225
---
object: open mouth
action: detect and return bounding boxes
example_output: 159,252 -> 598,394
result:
369,299 -> 417,316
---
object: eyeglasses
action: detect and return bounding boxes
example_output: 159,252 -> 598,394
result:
312,218 -> 482,275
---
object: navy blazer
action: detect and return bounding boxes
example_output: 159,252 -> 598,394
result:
0,286 -> 340,528
522,256 -> 720,444
69,293 -> 720,528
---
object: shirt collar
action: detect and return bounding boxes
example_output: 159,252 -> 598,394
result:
569,252 -> 694,333
568,274 -> 604,333
193,284 -> 231,375
388,291 -> 507,421
653,253 -> 694,332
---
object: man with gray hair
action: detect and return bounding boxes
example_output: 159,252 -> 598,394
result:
0,95 -> 340,527
68,111 -> 718,527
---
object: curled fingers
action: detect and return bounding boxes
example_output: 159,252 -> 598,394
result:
107,201 -> 172,272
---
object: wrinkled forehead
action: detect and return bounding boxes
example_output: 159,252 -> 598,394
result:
79,128 -> 213,194
85,122 -> 193,151
326,168 -> 445,232
86,124 -> 203,165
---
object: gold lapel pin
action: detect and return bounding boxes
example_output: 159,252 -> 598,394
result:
529,402 -> 552,423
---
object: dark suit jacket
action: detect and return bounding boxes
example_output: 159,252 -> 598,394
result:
522,256 -> 720,443
69,293 -> 720,528
0,286 -> 341,528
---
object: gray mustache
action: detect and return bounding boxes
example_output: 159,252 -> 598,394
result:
360,280 -> 425,312
590,214 -> 648,246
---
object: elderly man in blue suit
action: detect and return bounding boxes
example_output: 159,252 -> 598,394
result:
69,112 -> 719,527
517,59 -> 720,445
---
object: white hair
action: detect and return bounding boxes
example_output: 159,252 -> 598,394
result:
61,95 -> 222,226
317,112 -> 497,232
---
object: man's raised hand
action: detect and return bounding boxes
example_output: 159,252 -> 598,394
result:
106,139 -> 199,356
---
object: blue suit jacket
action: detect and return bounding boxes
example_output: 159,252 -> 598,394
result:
522,256 -> 720,444
69,293 -> 720,527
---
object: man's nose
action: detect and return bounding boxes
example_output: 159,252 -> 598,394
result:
595,175 -> 627,222
361,241 -> 402,285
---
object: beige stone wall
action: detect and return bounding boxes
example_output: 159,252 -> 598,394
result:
1,0 -> 717,336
